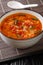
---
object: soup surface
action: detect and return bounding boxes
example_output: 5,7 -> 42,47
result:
1,13 -> 42,40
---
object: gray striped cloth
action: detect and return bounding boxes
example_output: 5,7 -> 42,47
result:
1,53 -> 43,65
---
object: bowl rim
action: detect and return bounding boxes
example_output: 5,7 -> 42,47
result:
0,10 -> 43,41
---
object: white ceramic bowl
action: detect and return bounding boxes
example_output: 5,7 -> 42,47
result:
0,10 -> 43,49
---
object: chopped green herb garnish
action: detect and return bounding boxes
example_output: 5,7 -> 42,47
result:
14,19 -> 18,25
32,18 -> 38,20
34,30 -> 41,34
29,26 -> 35,30
13,18 -> 18,25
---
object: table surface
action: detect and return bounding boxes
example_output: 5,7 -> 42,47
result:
0,0 -> 43,62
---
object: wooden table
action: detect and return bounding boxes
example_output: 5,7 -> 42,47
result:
0,0 -> 43,62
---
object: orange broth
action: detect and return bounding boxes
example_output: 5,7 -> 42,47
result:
1,13 -> 42,40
